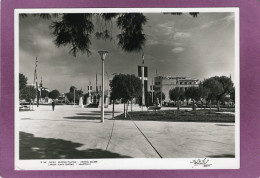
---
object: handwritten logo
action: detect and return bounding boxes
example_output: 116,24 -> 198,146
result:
190,158 -> 212,168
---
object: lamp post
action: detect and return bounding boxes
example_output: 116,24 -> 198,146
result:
74,88 -> 75,106
98,50 -> 108,123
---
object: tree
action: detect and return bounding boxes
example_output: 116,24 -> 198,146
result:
110,74 -> 141,117
185,87 -> 200,110
21,13 -> 198,57
169,87 -> 185,111
202,76 -> 233,111
230,87 -> 235,102
66,86 -> 84,104
48,90 -> 60,100
20,86 -> 36,102
19,73 -> 28,92
155,92 -> 165,105
41,90 -> 49,98
185,86 -> 210,110
20,86 -> 37,110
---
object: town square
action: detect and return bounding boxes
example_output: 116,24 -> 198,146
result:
16,9 -> 238,169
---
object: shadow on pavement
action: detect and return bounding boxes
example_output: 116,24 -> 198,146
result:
19,132 -> 131,159
76,113 -> 111,116
21,118 -> 98,123
91,111 -> 121,114
207,154 -> 235,158
63,116 -> 102,120
215,124 -> 235,127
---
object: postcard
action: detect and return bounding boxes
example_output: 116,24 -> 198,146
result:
14,8 -> 240,170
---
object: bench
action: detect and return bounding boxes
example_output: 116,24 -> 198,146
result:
19,105 -> 30,110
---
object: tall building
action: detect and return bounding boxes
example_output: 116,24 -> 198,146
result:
138,65 -> 148,105
154,76 -> 199,102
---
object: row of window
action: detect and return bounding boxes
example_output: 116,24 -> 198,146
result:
154,87 -> 192,92
179,82 -> 197,85
154,81 -> 197,85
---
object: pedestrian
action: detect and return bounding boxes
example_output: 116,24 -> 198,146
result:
52,100 -> 55,111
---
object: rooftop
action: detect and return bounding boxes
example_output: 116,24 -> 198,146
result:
155,76 -> 199,81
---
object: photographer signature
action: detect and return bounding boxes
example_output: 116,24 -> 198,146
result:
190,158 -> 212,168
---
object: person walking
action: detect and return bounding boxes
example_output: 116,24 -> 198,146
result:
52,100 -> 55,111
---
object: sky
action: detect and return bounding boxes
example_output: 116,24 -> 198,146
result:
19,12 -> 235,93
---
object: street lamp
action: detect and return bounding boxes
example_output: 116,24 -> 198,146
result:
98,50 -> 108,123
74,88 -> 75,106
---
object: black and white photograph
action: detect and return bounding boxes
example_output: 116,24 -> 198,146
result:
15,8 -> 239,170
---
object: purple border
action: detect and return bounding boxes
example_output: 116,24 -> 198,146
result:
1,0 -> 260,177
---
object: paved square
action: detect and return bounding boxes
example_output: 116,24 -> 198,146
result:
19,104 -> 235,159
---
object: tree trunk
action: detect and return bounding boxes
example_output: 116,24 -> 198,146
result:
37,91 -> 39,107
126,100 -> 129,115
124,102 -> 126,118
131,99 -> 133,112
209,100 -> 212,111
192,100 -> 194,111
177,100 -> 180,111
112,100 -> 115,119
217,100 -> 220,111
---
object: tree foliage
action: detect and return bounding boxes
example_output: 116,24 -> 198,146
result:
49,13 -> 147,56
19,73 -> 28,91
66,86 -> 83,103
50,14 -> 94,56
230,87 -> 235,102
22,13 -> 197,57
185,87 -> 201,101
117,13 -> 147,52
185,86 -> 206,110
169,87 -> 185,111
20,86 -> 36,102
41,90 -> 49,98
169,87 -> 185,101
48,89 -> 60,100
110,74 -> 142,102
202,76 -> 233,111
203,76 -> 233,101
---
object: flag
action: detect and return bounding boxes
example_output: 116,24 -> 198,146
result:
142,53 -> 144,65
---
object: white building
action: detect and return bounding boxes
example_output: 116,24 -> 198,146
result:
154,76 -> 199,102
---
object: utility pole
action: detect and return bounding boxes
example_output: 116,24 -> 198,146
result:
96,72 -> 98,93
33,57 -> 38,108
160,74 -> 163,107
74,88 -> 75,106
151,79 -> 154,104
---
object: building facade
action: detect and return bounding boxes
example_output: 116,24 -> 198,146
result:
154,76 -> 199,102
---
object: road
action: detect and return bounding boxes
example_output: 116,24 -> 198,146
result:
19,104 -> 235,159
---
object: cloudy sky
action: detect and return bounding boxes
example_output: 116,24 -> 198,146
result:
19,12 -> 235,93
